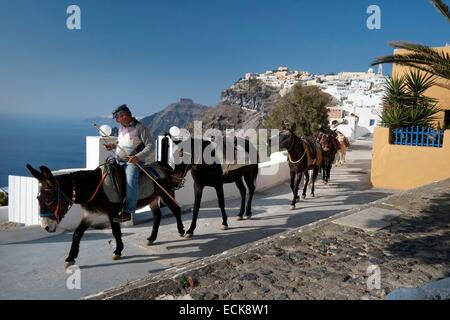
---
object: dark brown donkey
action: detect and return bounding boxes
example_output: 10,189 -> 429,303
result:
173,136 -> 258,238
26,163 -> 185,269
278,123 -> 323,210
318,130 -> 340,184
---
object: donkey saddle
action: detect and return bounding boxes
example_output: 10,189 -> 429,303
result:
101,160 -> 169,203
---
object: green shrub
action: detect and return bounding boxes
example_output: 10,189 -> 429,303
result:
0,193 -> 7,206
381,70 -> 441,128
265,84 -> 332,136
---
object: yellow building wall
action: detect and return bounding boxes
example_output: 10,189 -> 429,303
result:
393,46 -> 450,128
371,127 -> 450,190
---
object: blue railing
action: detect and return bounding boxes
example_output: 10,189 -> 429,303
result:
392,126 -> 443,148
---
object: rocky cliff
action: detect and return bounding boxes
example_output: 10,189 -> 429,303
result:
220,79 -> 281,113
140,99 -> 209,138
188,102 -> 263,132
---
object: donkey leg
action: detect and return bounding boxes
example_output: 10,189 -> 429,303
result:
295,172 -> 302,200
162,192 -> 185,237
235,178 -> 246,220
325,164 -> 331,184
323,163 -> 330,184
215,184 -> 228,230
311,166 -> 319,197
243,174 -> 255,219
290,171 -> 295,193
186,183 -> 204,238
110,219 -> 124,260
65,218 -> 91,268
147,199 -> 162,245
302,171 -> 309,200
290,171 -> 300,202
291,173 -> 302,210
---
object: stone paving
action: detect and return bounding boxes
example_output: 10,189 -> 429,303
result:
90,178 -> 450,300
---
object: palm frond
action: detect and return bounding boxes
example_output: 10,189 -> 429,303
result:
372,41 -> 450,80
431,0 -> 450,23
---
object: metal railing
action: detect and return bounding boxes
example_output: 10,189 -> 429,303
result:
392,126 -> 444,148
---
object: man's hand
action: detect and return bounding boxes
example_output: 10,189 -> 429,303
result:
104,143 -> 116,151
128,155 -> 139,164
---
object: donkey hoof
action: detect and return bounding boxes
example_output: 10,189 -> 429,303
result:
146,240 -> 154,246
179,232 -> 185,237
302,195 -> 306,200
220,225 -> 229,230
64,260 -> 75,269
236,216 -> 243,221
311,193 -> 315,198
112,254 -> 121,260
290,205 -> 296,210
185,233 -> 193,239
246,215 -> 252,220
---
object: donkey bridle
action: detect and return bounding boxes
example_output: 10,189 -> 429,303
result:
286,132 -> 306,164
38,179 -> 75,222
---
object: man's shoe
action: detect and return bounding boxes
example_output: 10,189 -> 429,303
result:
113,212 -> 132,223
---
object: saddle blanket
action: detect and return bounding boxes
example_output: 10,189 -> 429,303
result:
101,162 -> 168,203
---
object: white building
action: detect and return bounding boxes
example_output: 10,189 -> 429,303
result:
317,69 -> 388,138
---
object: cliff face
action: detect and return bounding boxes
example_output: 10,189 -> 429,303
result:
220,79 -> 281,113
140,99 -> 209,138
190,102 -> 262,132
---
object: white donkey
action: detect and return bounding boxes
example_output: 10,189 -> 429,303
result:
335,132 -> 350,166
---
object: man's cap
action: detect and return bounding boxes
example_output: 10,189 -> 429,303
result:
112,104 -> 131,117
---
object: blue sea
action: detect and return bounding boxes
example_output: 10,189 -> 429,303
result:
0,114 -> 116,188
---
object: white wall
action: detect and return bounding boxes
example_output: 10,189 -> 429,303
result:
333,115 -> 374,140
0,206 -> 7,222
86,136 -> 117,169
8,175 -> 39,226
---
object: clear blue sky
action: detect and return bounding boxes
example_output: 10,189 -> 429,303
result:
1,0 -> 449,117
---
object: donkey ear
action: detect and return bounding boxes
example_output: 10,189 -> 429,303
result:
26,164 -> 43,180
290,122 -> 297,133
40,166 -> 54,181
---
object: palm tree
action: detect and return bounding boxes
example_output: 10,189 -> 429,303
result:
372,0 -> 450,82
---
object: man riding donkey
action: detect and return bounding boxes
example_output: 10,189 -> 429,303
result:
104,104 -> 153,223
